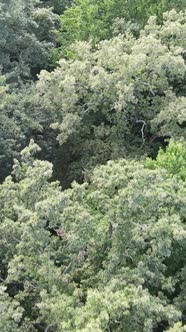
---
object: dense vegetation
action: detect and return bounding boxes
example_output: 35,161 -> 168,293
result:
0,0 -> 186,331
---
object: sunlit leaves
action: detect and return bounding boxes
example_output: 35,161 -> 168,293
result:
36,11 -> 186,186
0,141 -> 185,330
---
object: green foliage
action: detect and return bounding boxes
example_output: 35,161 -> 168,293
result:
55,0 -> 186,59
0,1 -> 186,330
167,322 -> 186,331
0,286 -> 25,332
0,77 -> 22,179
36,10 -> 186,186
41,0 -> 72,14
0,0 -> 58,86
146,139 -> 186,180
0,140 -> 186,330
0,78 -> 43,182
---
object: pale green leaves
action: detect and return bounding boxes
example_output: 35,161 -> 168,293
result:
36,11 -> 186,186
0,134 -> 185,330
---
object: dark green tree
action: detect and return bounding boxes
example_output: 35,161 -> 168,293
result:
41,0 -> 72,14
0,0 -> 58,86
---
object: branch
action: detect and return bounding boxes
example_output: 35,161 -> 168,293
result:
138,80 -> 155,96
62,262 -> 72,275
44,325 -> 52,332
108,221 -> 113,239
136,120 -> 146,144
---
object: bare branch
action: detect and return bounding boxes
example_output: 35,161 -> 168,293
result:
62,262 -> 72,275
44,325 -> 52,332
138,80 -> 155,96
108,221 -> 113,239
136,120 -> 146,144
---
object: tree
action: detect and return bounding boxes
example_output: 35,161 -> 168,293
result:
35,10 -> 186,187
146,139 -> 186,180
41,0 -> 72,14
0,0 -> 58,86
0,286 -> 26,332
0,140 -> 185,331
54,0 -> 186,59
0,76 -> 44,182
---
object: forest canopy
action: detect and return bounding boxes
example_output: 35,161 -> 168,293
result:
0,0 -> 186,331
0,140 -> 186,331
